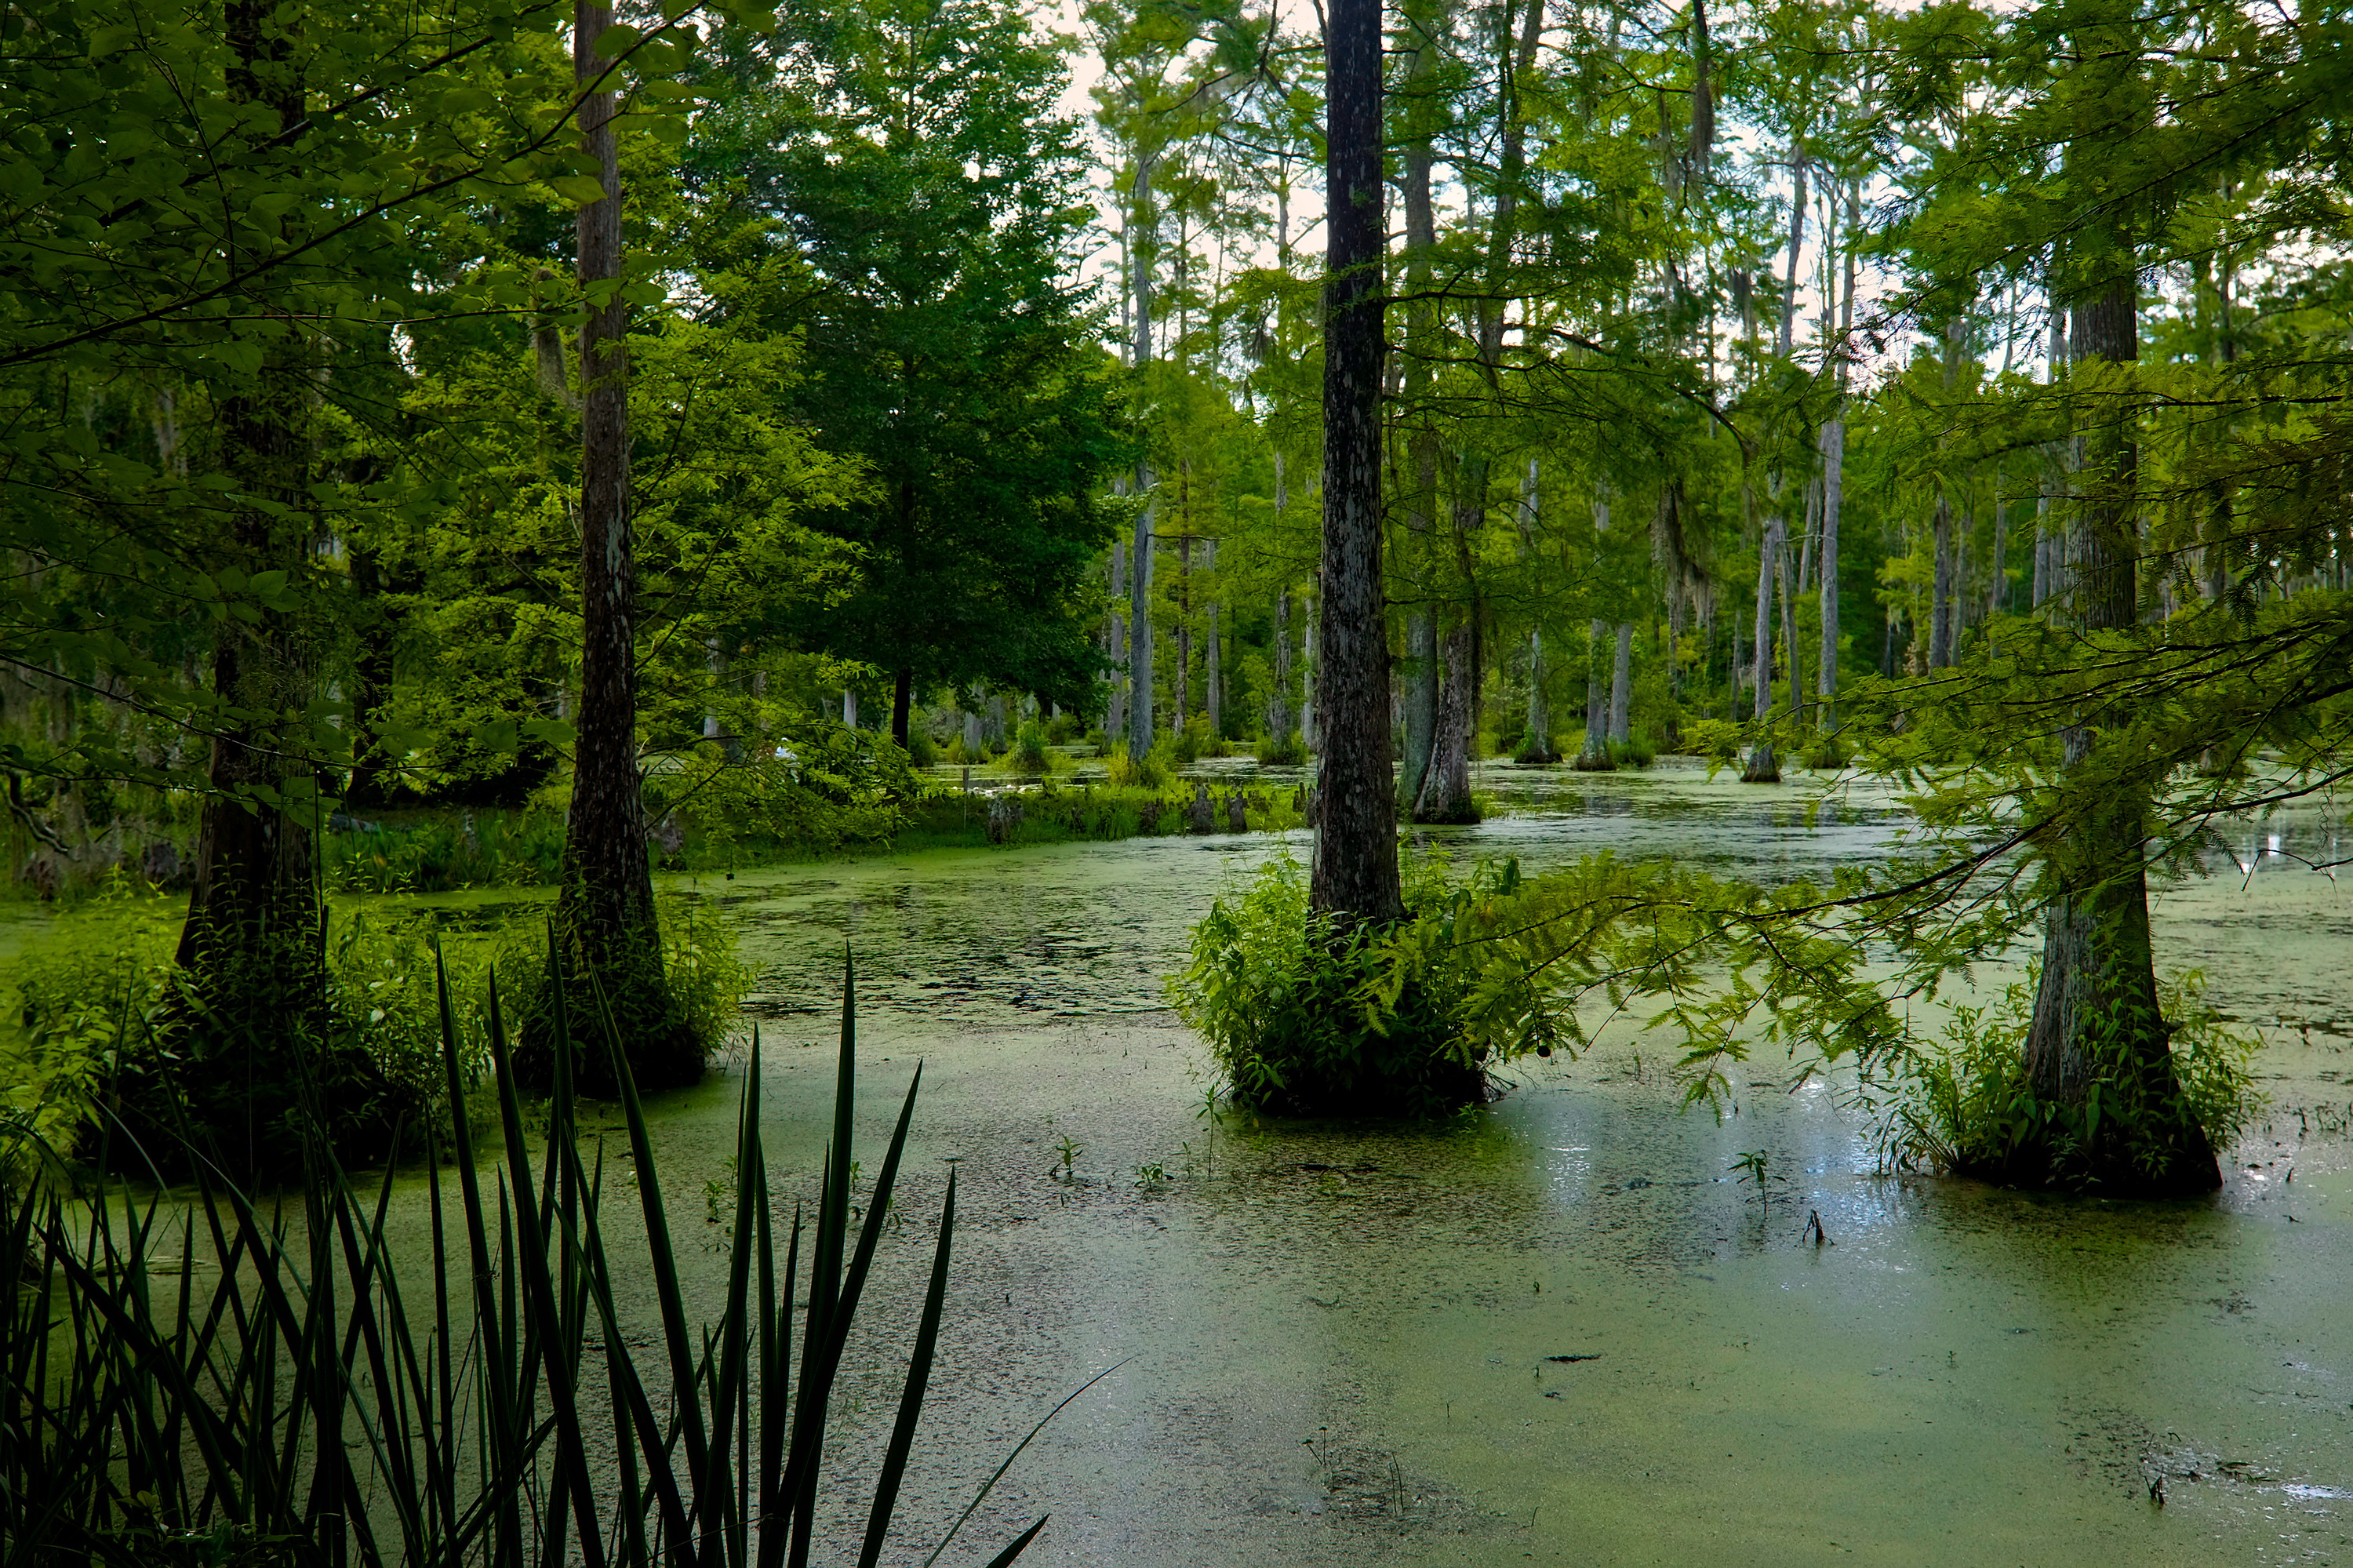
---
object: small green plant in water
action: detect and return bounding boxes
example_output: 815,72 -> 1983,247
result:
1880,966 -> 2263,1189
1132,1162 -> 1169,1188
1052,1133 -> 1082,1181
1729,1148 -> 1773,1206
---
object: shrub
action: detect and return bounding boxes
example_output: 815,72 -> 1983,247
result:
904,726 -> 939,767
1171,853 -> 1564,1117
1680,718 -> 1744,762
1254,729 -> 1309,766
1009,719 -> 1053,775
1608,728 -> 1657,768
1511,731 -> 1562,764
1801,730 -> 1852,770
1107,744 -> 1173,788
1880,966 -> 2264,1189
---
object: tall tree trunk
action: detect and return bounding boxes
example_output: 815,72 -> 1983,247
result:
169,0 -> 338,1178
1416,459 -> 1485,824
1989,499 -> 2010,615
1307,0 -> 1402,923
1127,482 -> 1155,758
1206,540 -> 1221,739
1777,516 -> 1802,728
1741,490 -> 1781,782
1301,580 -> 1318,753
1607,622 -> 1632,746
1577,619 -> 1612,769
554,0 -> 693,1090
1817,418 -> 1843,729
1520,461 -> 1553,759
165,0 -> 351,1172
891,668 -> 912,748
2010,52 -> 2218,1190
1173,523 -> 1191,734
1396,29 -> 1442,807
1105,535 -> 1127,743
1929,494 -> 1955,668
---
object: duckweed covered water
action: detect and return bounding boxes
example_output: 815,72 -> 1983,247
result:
8,759 -> 2349,1565
651,759 -> 2352,1566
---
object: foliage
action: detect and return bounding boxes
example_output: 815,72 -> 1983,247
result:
1105,744 -> 1174,788
0,951 -> 1049,1566
1171,853 -> 1568,1117
1880,966 -> 2264,1189
1009,721 -> 1054,776
325,811 -> 570,894
706,0 -> 1139,715
1254,729 -> 1309,766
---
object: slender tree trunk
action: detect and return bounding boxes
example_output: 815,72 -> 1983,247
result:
1105,535 -> 1127,742
553,0 -> 692,1090
1173,525 -> 1191,733
1817,417 -> 1842,729
1929,496 -> 1955,668
1301,580 -> 1318,752
1989,499 -> 2010,615
1308,0 -> 1403,923
1607,623 -> 1632,746
891,668 -> 912,748
1577,619 -> 1612,769
1417,459 -> 1484,823
1397,42 -> 1442,808
1127,482 -> 1155,758
1516,460 -> 1551,759
1741,496 -> 1782,782
1205,534 -> 1224,734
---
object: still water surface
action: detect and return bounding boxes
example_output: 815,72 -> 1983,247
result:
613,759 -> 2351,1567
15,759 -> 2352,1565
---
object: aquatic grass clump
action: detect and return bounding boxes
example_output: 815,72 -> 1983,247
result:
0,948 -> 1049,1567
1881,966 -> 2264,1189
1253,729 -> 1308,766
1008,721 -> 1053,776
1170,853 -> 1563,1117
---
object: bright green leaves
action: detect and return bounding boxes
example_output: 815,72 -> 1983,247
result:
549,174 -> 613,206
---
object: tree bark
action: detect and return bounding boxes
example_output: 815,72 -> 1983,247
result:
1741,492 -> 1781,781
1929,494 -> 1955,668
1608,623 -> 1633,746
1817,418 -> 1842,728
1127,481 -> 1155,757
1416,459 -> 1484,824
1307,0 -> 1403,924
1520,463 -> 1553,759
2009,184 -> 2219,1192
552,0 -> 693,1091
1576,618 -> 1612,769
166,0 -> 343,1178
1396,34 -> 1442,807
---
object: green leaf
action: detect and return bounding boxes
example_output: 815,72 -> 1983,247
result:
548,174 -> 610,206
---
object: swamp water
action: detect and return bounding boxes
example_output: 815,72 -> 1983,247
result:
16,759 -> 2353,1565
